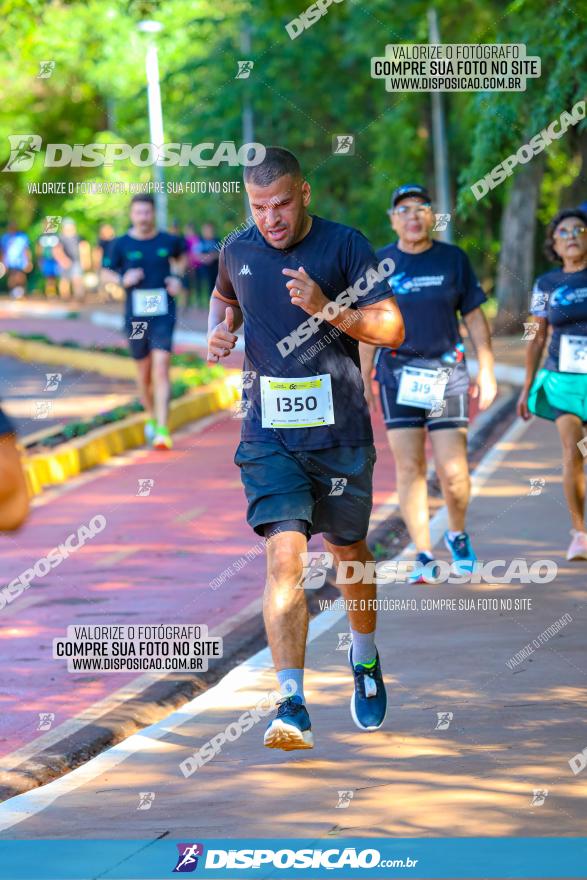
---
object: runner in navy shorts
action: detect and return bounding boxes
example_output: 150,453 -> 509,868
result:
104,195 -> 187,450
360,183 -> 497,584
207,147 -> 405,750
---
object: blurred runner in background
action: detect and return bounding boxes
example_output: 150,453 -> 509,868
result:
195,222 -> 220,298
54,219 -> 90,301
95,222 -> 123,301
36,229 -> 59,297
103,194 -> 187,450
1,223 -> 32,298
184,222 -> 203,307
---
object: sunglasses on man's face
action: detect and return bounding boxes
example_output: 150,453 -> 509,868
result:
554,225 -> 587,240
389,203 -> 432,217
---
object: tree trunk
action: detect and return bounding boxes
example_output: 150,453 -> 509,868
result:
494,155 -> 545,335
559,128 -> 587,209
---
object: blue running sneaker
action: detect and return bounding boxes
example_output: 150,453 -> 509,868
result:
444,530 -> 477,575
407,552 -> 442,584
348,647 -> 387,731
264,695 -> 314,750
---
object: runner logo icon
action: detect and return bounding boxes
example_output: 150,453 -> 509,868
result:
296,551 -> 333,590
173,843 -> 204,872
3,134 -> 42,171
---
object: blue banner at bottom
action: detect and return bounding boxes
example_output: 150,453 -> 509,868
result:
0,838 -> 585,879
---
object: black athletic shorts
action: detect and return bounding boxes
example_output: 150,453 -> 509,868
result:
124,315 -> 175,359
378,382 -> 469,430
234,438 -> 376,544
376,357 -> 470,431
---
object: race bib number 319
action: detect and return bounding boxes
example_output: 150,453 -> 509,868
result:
260,374 -> 334,428
396,365 -> 448,409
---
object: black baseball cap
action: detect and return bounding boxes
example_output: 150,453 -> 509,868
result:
391,184 -> 432,208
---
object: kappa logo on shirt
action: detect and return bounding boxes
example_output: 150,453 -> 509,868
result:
238,264 -> 252,276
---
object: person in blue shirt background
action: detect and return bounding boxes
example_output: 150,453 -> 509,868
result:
518,208 -> 587,561
195,222 -> 220,296
360,184 -> 496,584
1,223 -> 32,298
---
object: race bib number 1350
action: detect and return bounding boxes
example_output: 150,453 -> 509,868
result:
260,374 -> 334,428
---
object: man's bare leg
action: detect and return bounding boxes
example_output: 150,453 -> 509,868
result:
324,537 -> 387,731
263,528 -> 314,750
134,354 -> 154,418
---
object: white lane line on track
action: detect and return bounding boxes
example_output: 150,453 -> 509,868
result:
0,413 -> 228,770
2,390 -> 516,776
0,418 -> 531,831
0,591 -> 263,779
0,603 -> 345,830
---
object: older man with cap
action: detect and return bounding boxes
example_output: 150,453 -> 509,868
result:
360,184 -> 497,583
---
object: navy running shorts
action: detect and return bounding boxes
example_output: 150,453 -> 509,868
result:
376,356 -> 470,431
378,382 -> 469,430
124,315 -> 175,359
234,438 -> 376,544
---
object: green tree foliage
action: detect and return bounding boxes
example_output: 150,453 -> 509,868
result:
0,0 -> 584,303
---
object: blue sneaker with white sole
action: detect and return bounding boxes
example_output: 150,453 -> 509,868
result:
444,530 -> 477,574
408,552 -> 442,584
264,695 -> 314,751
348,647 -> 387,731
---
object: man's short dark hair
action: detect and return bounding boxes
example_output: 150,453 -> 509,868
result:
130,194 -> 155,208
244,146 -> 302,187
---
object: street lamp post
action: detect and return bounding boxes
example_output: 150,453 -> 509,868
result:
427,8 -> 452,243
138,20 -> 168,230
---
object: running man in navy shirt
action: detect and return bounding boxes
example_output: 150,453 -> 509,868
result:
360,184 -> 496,583
207,147 -> 404,750
104,195 -> 187,450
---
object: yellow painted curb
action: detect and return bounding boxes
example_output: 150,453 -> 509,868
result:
0,332 -> 184,380
23,375 -> 240,497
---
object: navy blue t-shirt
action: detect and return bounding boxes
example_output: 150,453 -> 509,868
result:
0,404 -> 14,437
530,268 -> 587,372
105,231 -> 186,320
215,215 -> 395,451
374,240 -> 486,394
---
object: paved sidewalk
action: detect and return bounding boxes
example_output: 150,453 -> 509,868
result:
0,355 -> 135,438
0,407 -> 403,766
0,295 -> 506,794
1,414 -> 585,838
0,297 -> 219,358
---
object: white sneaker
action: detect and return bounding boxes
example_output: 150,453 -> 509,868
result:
566,530 -> 587,561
